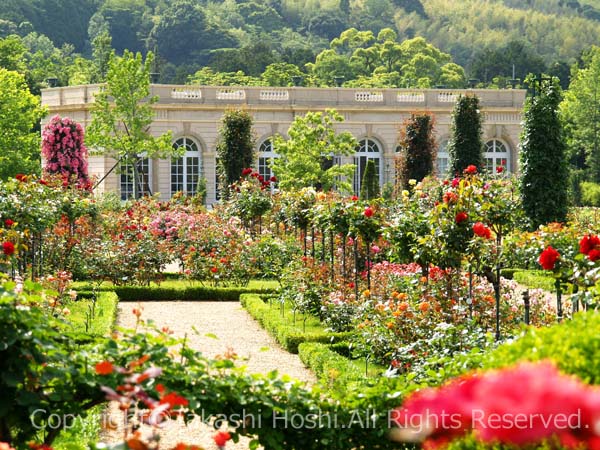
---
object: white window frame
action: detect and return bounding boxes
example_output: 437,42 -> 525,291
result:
258,139 -> 278,191
353,138 -> 382,194
484,139 -> 510,173
120,155 -> 152,200
171,137 -> 201,196
437,140 -> 449,177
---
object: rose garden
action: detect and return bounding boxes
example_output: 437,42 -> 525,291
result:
4,57 -> 600,450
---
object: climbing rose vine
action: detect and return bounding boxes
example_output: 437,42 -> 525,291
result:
41,115 -> 90,189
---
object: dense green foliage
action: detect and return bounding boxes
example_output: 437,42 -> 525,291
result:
216,109 -> 255,195
448,95 -> 483,175
562,46 -> 600,181
580,180 -> 600,206
520,77 -> 569,227
397,113 -> 436,188
4,0 -> 600,86
271,110 -> 357,192
0,68 -> 45,179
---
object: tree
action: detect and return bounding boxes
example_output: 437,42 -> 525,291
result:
0,35 -> 27,73
520,76 -> 569,227
397,113 -> 436,188
148,0 -> 235,66
86,51 -> 177,198
470,40 -> 546,85
448,95 -> 483,175
211,42 -> 276,77
561,47 -> 600,181
261,62 -> 303,86
90,31 -> 113,83
216,110 -> 255,197
188,67 -> 260,86
271,109 -> 357,192
0,68 -> 45,179
360,159 -> 380,199
98,0 -> 151,54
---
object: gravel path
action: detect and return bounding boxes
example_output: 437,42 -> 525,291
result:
100,301 -> 316,449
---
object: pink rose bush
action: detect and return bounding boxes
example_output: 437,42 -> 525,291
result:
41,115 -> 91,189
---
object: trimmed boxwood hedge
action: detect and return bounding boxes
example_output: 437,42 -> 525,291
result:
114,286 -> 276,302
240,293 -> 352,353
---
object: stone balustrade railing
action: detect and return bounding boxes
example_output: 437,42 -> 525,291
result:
42,84 -> 526,109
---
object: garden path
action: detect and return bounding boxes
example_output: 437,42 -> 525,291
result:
100,301 -> 316,449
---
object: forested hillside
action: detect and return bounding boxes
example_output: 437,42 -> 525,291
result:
2,0 -> 600,86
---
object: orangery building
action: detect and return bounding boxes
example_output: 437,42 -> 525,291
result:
41,85 -> 526,204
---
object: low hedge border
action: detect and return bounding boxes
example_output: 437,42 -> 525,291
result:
115,286 -> 276,302
240,293 -> 352,353
298,342 -> 381,390
512,269 -> 572,292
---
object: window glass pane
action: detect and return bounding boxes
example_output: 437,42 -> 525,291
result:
354,139 -> 381,194
171,138 -> 201,197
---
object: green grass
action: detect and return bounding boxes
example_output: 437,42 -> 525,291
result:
65,292 -> 119,335
52,292 -> 119,449
52,405 -> 103,450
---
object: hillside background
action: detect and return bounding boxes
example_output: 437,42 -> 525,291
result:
2,0 -> 600,86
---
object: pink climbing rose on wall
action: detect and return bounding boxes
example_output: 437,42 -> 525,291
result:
41,115 -> 90,189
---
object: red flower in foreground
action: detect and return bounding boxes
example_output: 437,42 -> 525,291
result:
463,165 -> 478,175
241,168 -> 253,176
4,219 -> 14,227
391,362 -> 600,449
350,195 -> 359,201
211,267 -> 218,273
2,242 -> 15,256
213,431 -> 232,447
472,222 -> 491,239
364,206 -> 374,218
15,174 -> 27,182
455,211 -> 468,224
270,175 -> 277,182
538,246 -> 560,270
496,165 -> 505,173
589,249 -> 600,262
160,392 -> 189,408
95,361 -> 114,375
580,234 -> 600,256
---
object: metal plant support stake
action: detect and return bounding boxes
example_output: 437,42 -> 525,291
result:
555,278 -> 563,322
523,290 -> 530,325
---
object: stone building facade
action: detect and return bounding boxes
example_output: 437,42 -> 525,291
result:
41,85 -> 526,204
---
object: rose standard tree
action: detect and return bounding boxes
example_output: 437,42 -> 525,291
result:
41,115 -> 91,189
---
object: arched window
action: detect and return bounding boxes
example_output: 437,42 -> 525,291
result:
171,137 -> 201,196
258,139 -> 278,185
484,139 -> 510,173
436,140 -> 449,177
354,138 -> 381,194
120,156 -> 151,200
